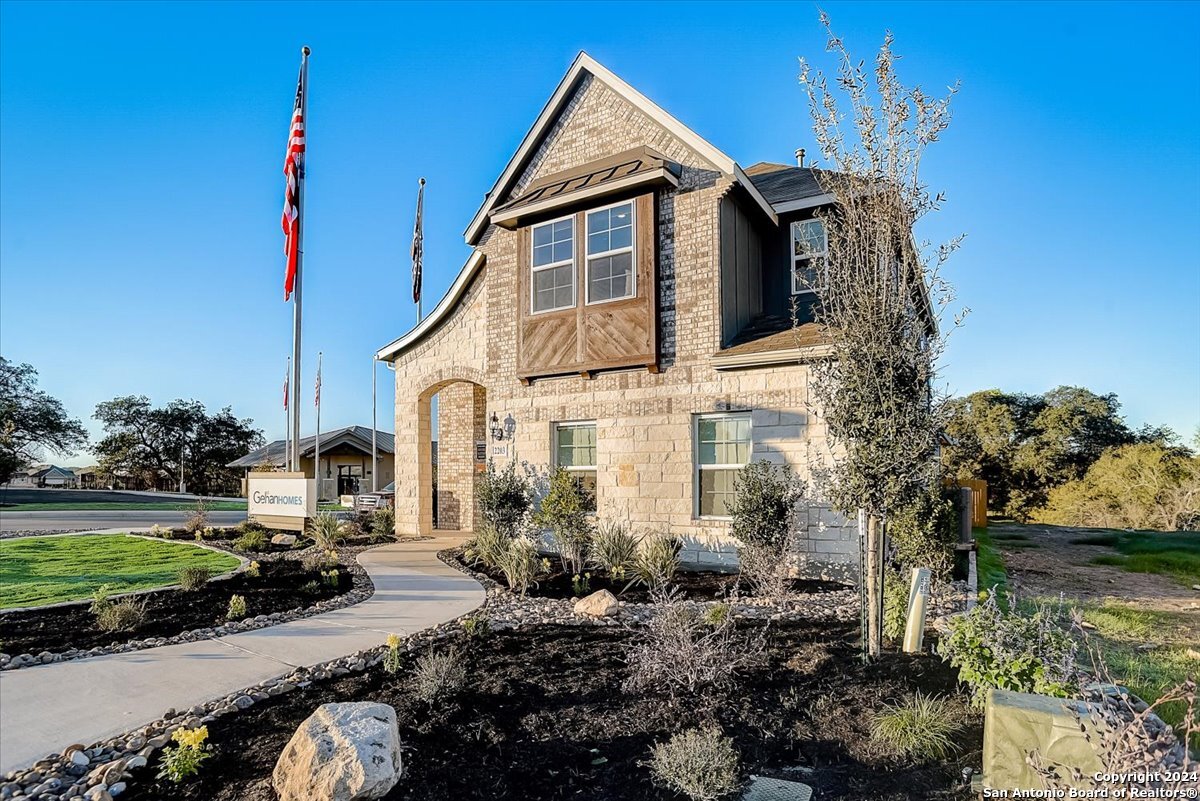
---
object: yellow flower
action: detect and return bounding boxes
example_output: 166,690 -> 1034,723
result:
172,725 -> 208,749
386,633 -> 401,649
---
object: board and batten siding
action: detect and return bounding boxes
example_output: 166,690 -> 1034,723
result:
719,195 -> 765,346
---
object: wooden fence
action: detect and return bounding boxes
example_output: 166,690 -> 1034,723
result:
960,479 -> 988,529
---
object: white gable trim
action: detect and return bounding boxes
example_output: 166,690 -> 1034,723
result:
465,52 -> 775,245
375,250 -> 487,362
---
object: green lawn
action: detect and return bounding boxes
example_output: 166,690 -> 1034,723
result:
973,526 -> 1008,598
1086,529 -> 1200,587
0,501 -> 248,511
0,534 -> 241,609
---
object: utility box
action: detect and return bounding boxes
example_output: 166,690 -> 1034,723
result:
982,688 -> 1103,792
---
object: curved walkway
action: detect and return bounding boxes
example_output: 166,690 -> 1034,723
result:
0,537 -> 484,773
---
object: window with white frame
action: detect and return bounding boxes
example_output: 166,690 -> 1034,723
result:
791,218 -> 827,295
554,421 -> 597,511
531,216 -> 575,313
695,412 -> 751,518
586,201 -> 635,303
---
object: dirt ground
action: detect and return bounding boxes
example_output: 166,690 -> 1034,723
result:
991,522 -> 1200,635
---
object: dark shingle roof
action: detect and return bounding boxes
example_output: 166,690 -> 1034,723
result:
743,164 -> 830,206
227,426 -> 395,468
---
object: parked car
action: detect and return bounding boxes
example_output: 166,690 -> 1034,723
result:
353,482 -> 394,514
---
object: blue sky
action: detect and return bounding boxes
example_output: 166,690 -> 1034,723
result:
2,0 -> 1197,464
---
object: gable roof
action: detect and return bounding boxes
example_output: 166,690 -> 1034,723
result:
227,426 -> 395,469
464,51 -> 776,245
744,163 -> 834,212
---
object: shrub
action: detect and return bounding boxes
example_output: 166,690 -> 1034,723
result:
412,647 -> 466,703
157,726 -> 211,783
234,529 -> 266,552
177,566 -> 213,592
236,519 -> 266,535
477,460 -> 533,538
534,466 -> 594,574
463,522 -> 510,570
300,579 -> 321,595
369,507 -> 395,541
195,526 -> 215,542
461,613 -> 490,639
495,538 -> 541,596
95,597 -> 147,632
89,584 -> 114,615
647,727 -> 741,801
625,588 -> 765,698
703,603 -> 730,627
302,549 -> 338,573
629,535 -> 681,591
889,483 -> 959,581
590,519 -> 638,577
728,461 -> 806,599
937,591 -> 1079,708
245,560 -> 261,578
182,501 -> 209,537
320,568 -> 340,587
383,633 -> 403,674
883,567 -> 909,642
308,511 -> 344,550
572,572 -> 592,596
226,594 -> 247,620
727,460 -> 806,550
150,524 -> 173,539
871,692 -> 962,760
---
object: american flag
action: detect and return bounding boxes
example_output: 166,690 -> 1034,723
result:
282,57 -> 306,301
411,178 -> 425,305
314,355 -> 322,408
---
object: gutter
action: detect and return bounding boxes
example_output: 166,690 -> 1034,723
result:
710,344 -> 833,371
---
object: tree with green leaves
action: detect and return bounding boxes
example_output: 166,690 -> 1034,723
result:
0,356 -> 88,484
798,15 -> 962,656
92,396 -> 263,495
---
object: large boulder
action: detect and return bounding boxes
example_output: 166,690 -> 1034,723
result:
573,589 -> 619,617
272,702 -> 402,801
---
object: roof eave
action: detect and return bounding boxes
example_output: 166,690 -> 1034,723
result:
375,250 -> 487,362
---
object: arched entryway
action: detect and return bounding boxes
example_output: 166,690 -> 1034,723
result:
414,379 -> 487,537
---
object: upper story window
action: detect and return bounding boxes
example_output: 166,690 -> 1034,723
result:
554,421 -> 597,511
531,215 -> 575,313
791,218 -> 827,295
586,201 -> 635,304
694,412 -> 751,518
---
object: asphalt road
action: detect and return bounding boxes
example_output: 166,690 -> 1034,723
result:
0,488 -> 240,506
0,510 -> 248,533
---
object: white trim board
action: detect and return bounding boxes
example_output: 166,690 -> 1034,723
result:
375,250 -> 486,362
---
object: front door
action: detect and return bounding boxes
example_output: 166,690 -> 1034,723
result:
337,465 -> 363,496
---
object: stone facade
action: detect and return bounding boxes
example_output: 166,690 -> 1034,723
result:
387,67 -> 858,580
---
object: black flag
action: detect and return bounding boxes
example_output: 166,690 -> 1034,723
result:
411,178 -> 425,306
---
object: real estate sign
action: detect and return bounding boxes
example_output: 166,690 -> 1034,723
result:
247,472 -> 315,531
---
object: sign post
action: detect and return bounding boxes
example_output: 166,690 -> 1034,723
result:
247,471 -> 316,532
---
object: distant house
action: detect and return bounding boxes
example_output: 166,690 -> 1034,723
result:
32,465 -> 77,488
227,426 -> 396,500
76,466 -> 103,489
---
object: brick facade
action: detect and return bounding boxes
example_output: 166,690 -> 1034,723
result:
388,69 -> 858,581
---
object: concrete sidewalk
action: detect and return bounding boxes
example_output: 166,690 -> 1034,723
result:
0,538 -> 483,773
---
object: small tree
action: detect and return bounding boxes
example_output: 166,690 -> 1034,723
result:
0,356 -> 88,484
799,15 -> 963,655
476,460 -> 533,538
534,466 -> 593,574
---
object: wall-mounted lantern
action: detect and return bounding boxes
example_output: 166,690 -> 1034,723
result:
490,412 -> 505,441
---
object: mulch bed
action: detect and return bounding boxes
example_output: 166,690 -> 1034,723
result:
122,621 -> 980,801
452,550 -> 848,602
0,560 -> 353,655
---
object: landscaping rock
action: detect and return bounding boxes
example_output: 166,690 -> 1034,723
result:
573,589 -> 619,617
271,534 -> 298,546
272,702 -> 402,801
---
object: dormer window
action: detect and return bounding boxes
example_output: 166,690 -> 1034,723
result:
791,218 -> 827,295
531,215 -> 575,313
586,201 -> 635,304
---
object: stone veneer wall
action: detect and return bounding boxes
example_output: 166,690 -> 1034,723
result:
391,74 -> 859,581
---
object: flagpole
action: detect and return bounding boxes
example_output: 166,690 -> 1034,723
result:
314,351 -> 322,499
290,46 -> 309,473
371,356 -> 378,492
284,356 -> 291,468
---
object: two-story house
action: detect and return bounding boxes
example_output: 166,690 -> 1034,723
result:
376,52 -> 858,579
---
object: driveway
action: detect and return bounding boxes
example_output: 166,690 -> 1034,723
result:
1,510 -> 248,533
